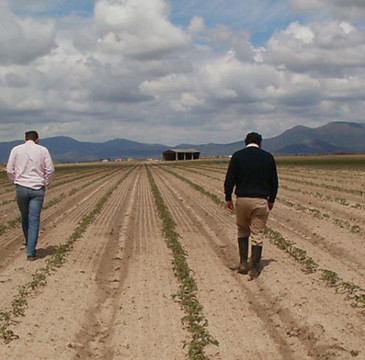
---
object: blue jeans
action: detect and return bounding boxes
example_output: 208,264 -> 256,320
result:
16,185 -> 45,256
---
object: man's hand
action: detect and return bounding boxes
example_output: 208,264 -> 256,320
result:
268,201 -> 274,210
226,200 -> 234,212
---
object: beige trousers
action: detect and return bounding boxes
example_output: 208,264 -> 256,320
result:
235,198 -> 269,246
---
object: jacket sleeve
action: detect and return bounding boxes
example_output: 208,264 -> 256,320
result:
224,157 -> 236,201
268,156 -> 278,203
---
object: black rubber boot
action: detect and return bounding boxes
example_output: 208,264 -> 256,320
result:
248,245 -> 262,280
238,237 -> 250,274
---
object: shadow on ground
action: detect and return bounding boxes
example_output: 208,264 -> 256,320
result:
36,246 -> 57,259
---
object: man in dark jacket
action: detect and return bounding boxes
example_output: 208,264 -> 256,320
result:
224,132 -> 278,280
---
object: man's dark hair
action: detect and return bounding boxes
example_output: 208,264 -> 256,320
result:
25,131 -> 39,141
245,132 -> 262,145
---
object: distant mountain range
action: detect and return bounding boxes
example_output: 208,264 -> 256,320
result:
0,121 -> 364,162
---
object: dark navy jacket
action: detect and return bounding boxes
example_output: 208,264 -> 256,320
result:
224,146 -> 278,203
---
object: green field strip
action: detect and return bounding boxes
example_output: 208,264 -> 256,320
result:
158,166 -> 222,206
280,184 -> 365,210
177,163 -> 227,173
146,166 -> 218,360
158,166 -> 365,311
277,197 -> 365,238
49,167 -> 114,189
280,176 -> 365,196
165,162 -> 228,176
167,164 -> 222,181
0,169 -> 126,236
0,167 -> 116,206
0,168 -> 134,343
275,155 -> 365,170
0,183 -> 17,196
0,198 -> 16,206
160,165 -> 365,238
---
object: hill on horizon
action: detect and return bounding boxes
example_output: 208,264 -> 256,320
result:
169,121 -> 365,157
0,121 -> 364,162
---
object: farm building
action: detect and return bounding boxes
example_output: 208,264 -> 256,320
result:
163,149 -> 200,161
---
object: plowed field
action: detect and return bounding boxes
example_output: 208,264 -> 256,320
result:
0,157 -> 365,360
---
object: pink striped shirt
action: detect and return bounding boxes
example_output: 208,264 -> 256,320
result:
6,140 -> 54,190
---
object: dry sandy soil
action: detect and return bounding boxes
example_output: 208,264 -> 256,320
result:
0,160 -> 365,360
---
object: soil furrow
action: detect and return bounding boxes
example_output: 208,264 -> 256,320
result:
269,209 -> 365,286
0,167 -> 138,358
0,168 -> 125,270
152,167 -> 305,359
0,169 -> 126,310
152,165 -> 365,360
165,165 -> 365,287
73,166 -> 187,359
1,160 -> 365,360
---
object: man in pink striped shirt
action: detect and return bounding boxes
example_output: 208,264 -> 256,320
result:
6,131 -> 54,261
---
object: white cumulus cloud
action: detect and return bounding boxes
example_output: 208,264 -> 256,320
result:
74,0 -> 190,60
0,5 -> 56,65
263,20 -> 365,75
290,0 -> 365,20
1,0 -> 365,145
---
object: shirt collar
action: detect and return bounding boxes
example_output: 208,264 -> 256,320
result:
245,143 -> 259,148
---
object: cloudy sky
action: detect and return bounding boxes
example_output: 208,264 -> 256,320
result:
0,0 -> 364,145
